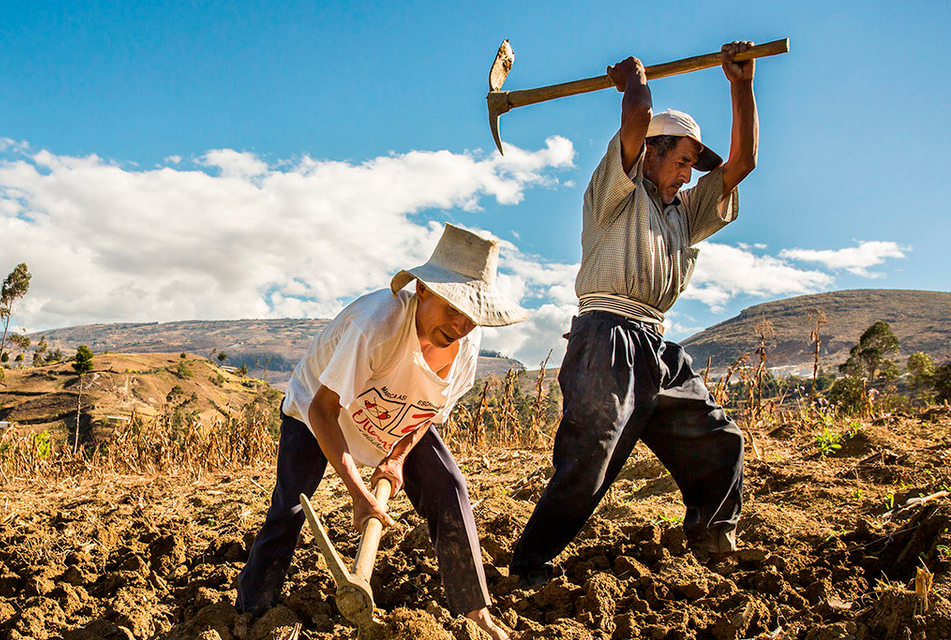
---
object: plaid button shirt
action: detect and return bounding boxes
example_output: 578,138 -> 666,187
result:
575,131 -> 739,324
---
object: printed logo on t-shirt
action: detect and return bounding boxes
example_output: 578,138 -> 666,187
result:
385,404 -> 437,438
351,389 -> 437,452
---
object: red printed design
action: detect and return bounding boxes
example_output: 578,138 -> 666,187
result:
349,390 -> 439,452
385,404 -> 436,437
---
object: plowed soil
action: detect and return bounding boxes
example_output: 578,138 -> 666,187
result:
2,406 -> 950,639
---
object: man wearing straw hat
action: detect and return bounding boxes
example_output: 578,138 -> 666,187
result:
236,224 -> 524,639
510,43 -> 759,585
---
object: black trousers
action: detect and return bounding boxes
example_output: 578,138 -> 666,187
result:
236,410 -> 491,615
510,311 -> 744,572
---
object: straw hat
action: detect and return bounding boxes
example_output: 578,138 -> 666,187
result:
390,224 -> 529,327
647,109 -> 722,172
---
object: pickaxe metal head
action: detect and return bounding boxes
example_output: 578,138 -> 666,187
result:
487,39 -> 514,155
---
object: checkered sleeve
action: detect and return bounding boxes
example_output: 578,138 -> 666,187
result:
680,166 -> 739,245
586,132 -> 644,226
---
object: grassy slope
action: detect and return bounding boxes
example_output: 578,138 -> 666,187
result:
0,353 -> 278,436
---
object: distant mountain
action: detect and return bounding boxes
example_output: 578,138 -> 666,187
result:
681,289 -> 951,375
27,318 -> 523,388
22,289 -> 948,385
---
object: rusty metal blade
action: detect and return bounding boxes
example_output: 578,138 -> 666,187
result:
300,494 -> 352,588
487,91 -> 511,155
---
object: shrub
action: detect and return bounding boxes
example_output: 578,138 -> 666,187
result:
935,364 -> 951,402
827,376 -> 866,414
174,360 -> 193,379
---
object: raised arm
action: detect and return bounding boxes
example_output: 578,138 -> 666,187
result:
720,40 -> 759,197
308,384 -> 396,531
607,56 -> 653,174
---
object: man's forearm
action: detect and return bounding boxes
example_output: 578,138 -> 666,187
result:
723,79 -> 758,194
607,57 -> 652,174
386,423 -> 431,464
309,392 -> 373,502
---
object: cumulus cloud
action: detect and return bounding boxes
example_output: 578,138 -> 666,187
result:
0,135 -> 912,369
0,138 -> 574,343
778,241 -> 908,278
482,303 -> 576,368
683,242 -> 836,312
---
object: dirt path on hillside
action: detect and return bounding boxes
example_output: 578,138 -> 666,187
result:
1,409 -> 950,639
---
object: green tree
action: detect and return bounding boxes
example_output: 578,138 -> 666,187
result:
174,359 -> 193,379
72,345 -> 94,453
0,263 -> 32,376
9,333 -> 30,352
217,351 -> 227,364
934,364 -> 951,403
907,351 -> 935,385
73,344 -> 94,376
839,320 -> 900,383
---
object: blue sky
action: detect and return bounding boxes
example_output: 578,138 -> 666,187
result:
2,0 -> 949,366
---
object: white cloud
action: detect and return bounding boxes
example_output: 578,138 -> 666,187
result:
0,135 -> 912,370
434,228 -> 579,366
0,138 -> 574,335
683,242 -> 835,312
778,241 -> 908,277
482,302 -> 575,368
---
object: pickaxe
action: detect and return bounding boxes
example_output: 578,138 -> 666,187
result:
300,478 -> 393,638
487,38 -> 790,154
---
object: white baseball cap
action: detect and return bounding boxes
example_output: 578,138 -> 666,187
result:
646,109 -> 722,172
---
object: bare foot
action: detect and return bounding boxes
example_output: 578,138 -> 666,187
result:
465,607 -> 509,640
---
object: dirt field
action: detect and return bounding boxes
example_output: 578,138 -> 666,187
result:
1,406 -> 950,640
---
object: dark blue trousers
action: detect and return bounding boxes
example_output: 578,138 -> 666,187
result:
510,311 -> 744,573
236,410 -> 491,615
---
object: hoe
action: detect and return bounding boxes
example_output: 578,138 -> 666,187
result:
300,478 -> 392,639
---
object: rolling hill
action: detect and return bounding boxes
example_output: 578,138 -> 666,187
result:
681,289 -> 951,375
22,318 -> 523,389
11,289 -> 950,388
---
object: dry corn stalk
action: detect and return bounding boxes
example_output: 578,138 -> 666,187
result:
713,354 -> 749,407
0,401 -> 277,484
527,351 -> 552,447
809,308 -> 828,400
915,562 -> 933,613
497,368 -> 521,447
472,380 -> 490,450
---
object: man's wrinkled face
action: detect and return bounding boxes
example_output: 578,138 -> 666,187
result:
415,282 -> 476,349
644,137 -> 702,205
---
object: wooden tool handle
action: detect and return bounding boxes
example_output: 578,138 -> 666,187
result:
506,38 -> 789,109
352,477 -> 393,581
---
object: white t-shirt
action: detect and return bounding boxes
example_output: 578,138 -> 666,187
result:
283,289 -> 481,467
